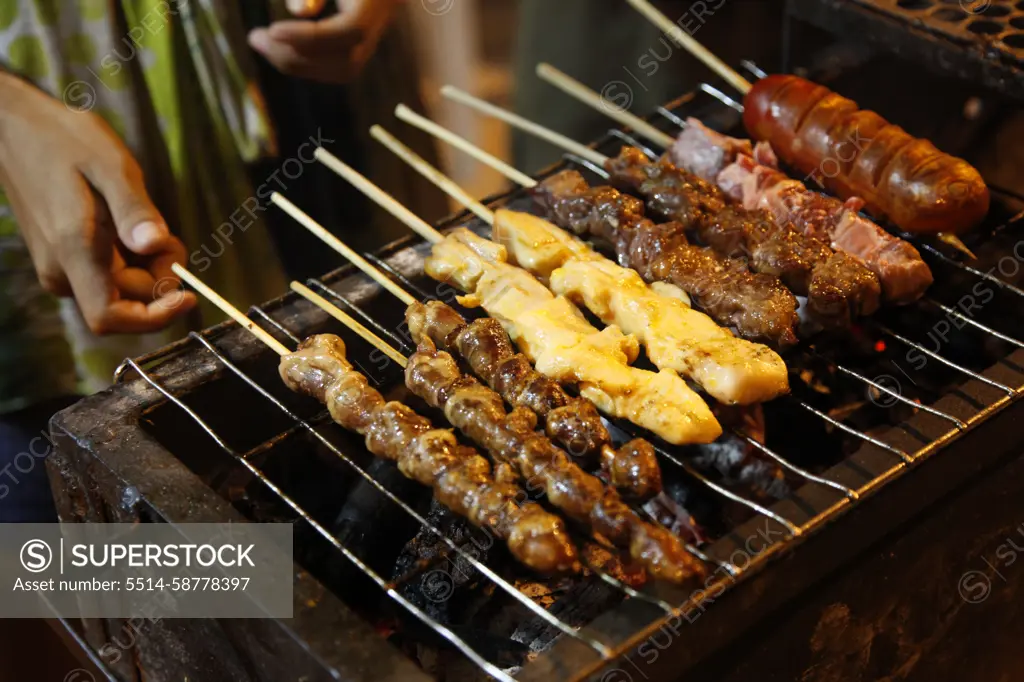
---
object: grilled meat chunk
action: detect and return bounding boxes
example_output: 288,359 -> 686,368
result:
407,300 -> 661,499
280,334 -> 579,575
671,118 -> 933,303
605,147 -> 882,326
535,170 -> 800,348
407,338 -> 705,585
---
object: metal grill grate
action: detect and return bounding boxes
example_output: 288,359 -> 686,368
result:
788,0 -> 1024,98
73,66 -> 1024,681
855,0 -> 1024,53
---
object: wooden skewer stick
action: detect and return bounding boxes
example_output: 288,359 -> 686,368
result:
270,192 -> 417,306
397,111 -> 536,190
313,147 -> 445,245
370,126 -> 495,226
440,85 -> 609,167
937,233 -> 977,260
171,263 -> 291,356
536,63 -> 675,149
289,281 -> 408,368
624,0 -> 752,95
395,104 -> 537,189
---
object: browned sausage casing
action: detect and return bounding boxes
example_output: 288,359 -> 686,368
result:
743,75 -> 989,235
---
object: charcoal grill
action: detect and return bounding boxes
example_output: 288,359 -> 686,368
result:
787,0 -> 1024,99
47,44 -> 1024,682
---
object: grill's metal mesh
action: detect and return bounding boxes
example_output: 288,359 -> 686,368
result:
857,0 -> 1024,53
97,68 -> 1024,680
788,0 -> 1024,99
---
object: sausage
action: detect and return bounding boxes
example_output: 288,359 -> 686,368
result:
743,75 -> 989,235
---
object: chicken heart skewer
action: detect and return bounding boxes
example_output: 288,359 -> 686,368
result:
534,62 -> 935,304
311,146 -> 723,446
371,120 -> 790,406
284,277 -> 708,584
270,191 -> 664,500
169,264 -> 584,582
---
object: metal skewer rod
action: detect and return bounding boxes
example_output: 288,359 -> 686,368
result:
440,84 -> 609,166
313,147 -> 444,245
624,0 -> 753,95
171,263 -> 290,356
536,62 -> 675,149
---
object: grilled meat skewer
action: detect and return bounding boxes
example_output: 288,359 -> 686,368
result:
671,118 -> 933,303
534,169 -> 801,348
606,147 -> 882,328
425,228 -> 723,445
406,300 -> 662,499
406,337 -> 706,584
490,208 -> 790,405
280,334 -> 580,575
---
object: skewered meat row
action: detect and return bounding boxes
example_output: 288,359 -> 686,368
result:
406,300 -> 662,500
406,337 -> 706,584
423,226 -> 723,444
606,147 -> 883,329
533,169 -> 801,349
488,208 -> 790,404
408,299 -> 789,511
671,118 -> 934,303
279,334 -> 580,575
743,75 -> 989,236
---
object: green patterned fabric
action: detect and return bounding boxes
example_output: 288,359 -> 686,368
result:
0,0 -> 287,412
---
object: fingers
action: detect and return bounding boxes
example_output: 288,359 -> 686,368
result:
248,9 -> 367,83
55,181 -> 192,335
80,153 -> 173,256
98,294 -> 198,335
265,17 -> 365,53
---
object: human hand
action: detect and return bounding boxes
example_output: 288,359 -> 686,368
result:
0,74 -> 196,334
248,0 -> 403,84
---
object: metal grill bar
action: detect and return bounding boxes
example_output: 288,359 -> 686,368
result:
361,253 -> 439,304
305,278 -> 414,355
698,83 -> 744,112
734,432 -> 859,500
125,354 -> 517,682
607,128 -> 658,160
918,243 -> 1024,299
879,326 -> 1016,396
567,534 -> 679,613
563,152 -> 611,179
588,566 -> 675,613
794,399 -> 913,464
186,333 -> 617,660
635,436 -> 802,536
924,298 -> 1024,348
830,361 -> 968,430
248,305 -> 300,345
656,106 -> 688,131
740,60 -> 768,80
